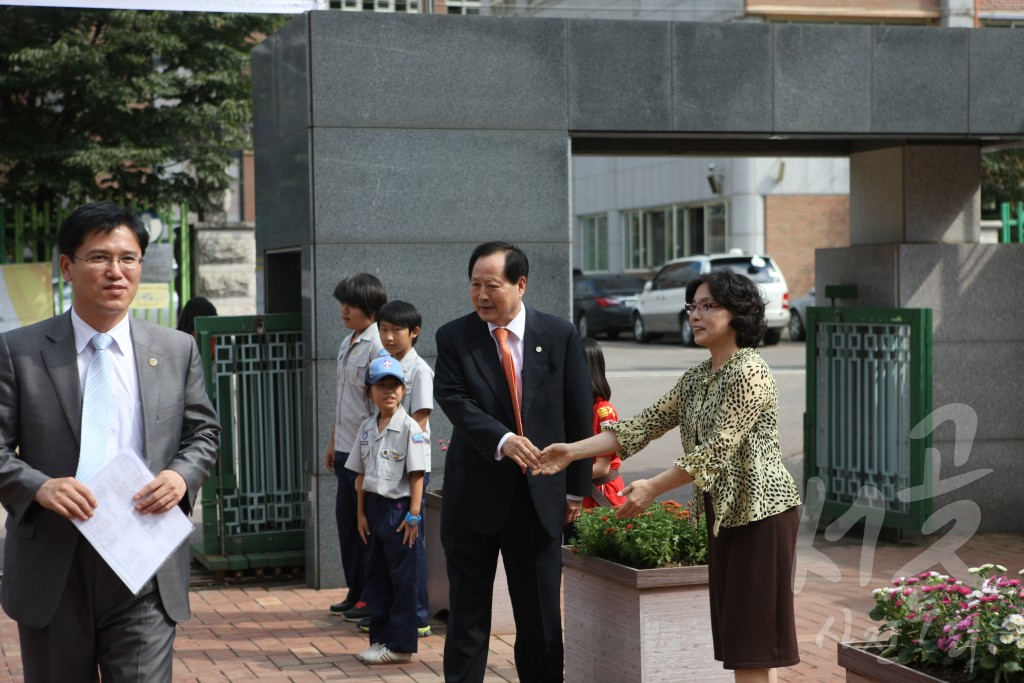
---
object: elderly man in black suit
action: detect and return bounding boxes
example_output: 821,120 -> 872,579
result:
433,241 -> 592,683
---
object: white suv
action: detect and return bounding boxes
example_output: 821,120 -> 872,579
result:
631,252 -> 790,346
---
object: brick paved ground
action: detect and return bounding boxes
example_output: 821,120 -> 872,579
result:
2,531 -> 1024,681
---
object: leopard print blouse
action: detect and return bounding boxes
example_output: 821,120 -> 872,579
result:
607,347 -> 801,535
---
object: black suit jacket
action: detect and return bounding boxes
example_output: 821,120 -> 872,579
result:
434,307 -> 592,539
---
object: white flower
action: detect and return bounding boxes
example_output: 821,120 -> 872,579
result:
997,564 -> 1008,572
1000,633 -> 1015,645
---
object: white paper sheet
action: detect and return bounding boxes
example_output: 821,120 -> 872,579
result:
72,452 -> 194,595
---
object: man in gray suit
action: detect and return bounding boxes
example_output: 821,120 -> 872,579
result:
0,201 -> 220,682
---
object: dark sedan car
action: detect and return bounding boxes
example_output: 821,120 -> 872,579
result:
573,274 -> 646,339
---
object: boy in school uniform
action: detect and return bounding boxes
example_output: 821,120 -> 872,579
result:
324,274 -> 387,621
375,300 -> 434,637
347,356 -> 430,665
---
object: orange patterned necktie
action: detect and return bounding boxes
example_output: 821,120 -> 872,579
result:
493,327 -> 524,437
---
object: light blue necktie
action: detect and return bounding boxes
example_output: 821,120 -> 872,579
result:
77,333 -> 114,482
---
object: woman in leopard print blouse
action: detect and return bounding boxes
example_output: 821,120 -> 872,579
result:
537,269 -> 802,683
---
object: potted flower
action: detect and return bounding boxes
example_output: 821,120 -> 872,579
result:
562,501 -> 729,683
839,564 -> 1024,682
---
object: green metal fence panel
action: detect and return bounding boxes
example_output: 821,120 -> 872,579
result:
192,313 -> 306,576
999,201 -> 1024,244
803,306 -> 933,532
2,201 -> 187,326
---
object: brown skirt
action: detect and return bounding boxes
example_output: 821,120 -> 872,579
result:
704,494 -> 801,670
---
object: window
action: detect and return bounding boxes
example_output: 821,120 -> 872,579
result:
706,202 -> 727,253
623,210 -> 650,271
445,0 -> 481,14
624,201 -> 729,272
335,0 -> 422,11
675,202 -> 728,257
580,215 -> 609,272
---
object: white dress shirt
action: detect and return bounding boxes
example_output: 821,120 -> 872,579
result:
71,309 -> 144,472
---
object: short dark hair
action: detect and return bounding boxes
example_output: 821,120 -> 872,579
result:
177,297 -> 218,335
58,201 -> 149,257
582,337 -> 611,401
685,269 -> 767,348
333,273 -> 387,319
467,241 -> 529,284
377,300 -> 423,346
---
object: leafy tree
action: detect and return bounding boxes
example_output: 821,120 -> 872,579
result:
982,148 -> 1024,217
0,7 -> 288,218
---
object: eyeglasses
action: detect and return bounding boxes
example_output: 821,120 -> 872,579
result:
72,254 -> 143,270
684,301 -> 722,315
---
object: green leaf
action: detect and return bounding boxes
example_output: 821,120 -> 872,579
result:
0,7 -> 289,213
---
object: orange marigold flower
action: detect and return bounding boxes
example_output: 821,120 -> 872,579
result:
625,523 -> 634,530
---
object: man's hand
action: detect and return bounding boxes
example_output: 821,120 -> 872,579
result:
563,498 -> 582,525
533,442 -> 575,476
35,478 -> 98,521
357,514 -> 370,543
615,479 -> 655,519
500,435 -> 541,472
324,446 -> 335,471
133,470 -> 188,515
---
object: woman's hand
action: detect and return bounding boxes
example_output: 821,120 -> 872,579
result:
357,515 -> 370,543
615,479 -> 656,519
533,443 -> 575,475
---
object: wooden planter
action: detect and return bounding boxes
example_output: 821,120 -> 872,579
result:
561,546 -> 731,683
838,642 -> 950,682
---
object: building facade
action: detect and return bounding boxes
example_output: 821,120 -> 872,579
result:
487,0 -> 1024,299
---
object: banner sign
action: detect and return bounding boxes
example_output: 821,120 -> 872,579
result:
0,263 -> 53,333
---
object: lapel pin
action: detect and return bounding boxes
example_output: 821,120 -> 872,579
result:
149,358 -> 158,367
535,346 -> 542,353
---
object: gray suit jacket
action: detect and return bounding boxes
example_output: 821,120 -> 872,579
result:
0,312 -> 220,628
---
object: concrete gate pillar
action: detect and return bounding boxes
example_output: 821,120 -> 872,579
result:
817,145 -> 1024,532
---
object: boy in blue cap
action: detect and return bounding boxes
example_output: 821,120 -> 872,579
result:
346,355 -> 430,664
375,300 -> 433,637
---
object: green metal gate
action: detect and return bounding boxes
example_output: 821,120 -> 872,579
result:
803,306 -> 933,532
191,314 -> 306,577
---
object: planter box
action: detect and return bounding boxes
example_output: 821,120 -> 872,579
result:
838,642 -> 949,682
424,490 -> 516,635
562,547 -> 730,683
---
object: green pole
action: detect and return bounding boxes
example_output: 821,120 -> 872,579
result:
1016,202 -> 1024,243
1000,202 -> 1012,244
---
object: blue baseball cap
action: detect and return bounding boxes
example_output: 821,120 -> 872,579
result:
366,355 -> 404,385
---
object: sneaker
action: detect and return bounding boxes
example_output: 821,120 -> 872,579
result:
343,601 -> 371,622
356,643 -> 386,662
358,645 -> 412,665
417,625 -> 431,637
357,617 -> 370,633
329,597 -> 357,615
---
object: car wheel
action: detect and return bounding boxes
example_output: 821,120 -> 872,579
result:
577,313 -> 591,338
633,314 -> 649,344
763,328 -> 782,346
680,316 -> 696,347
787,310 -> 805,342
